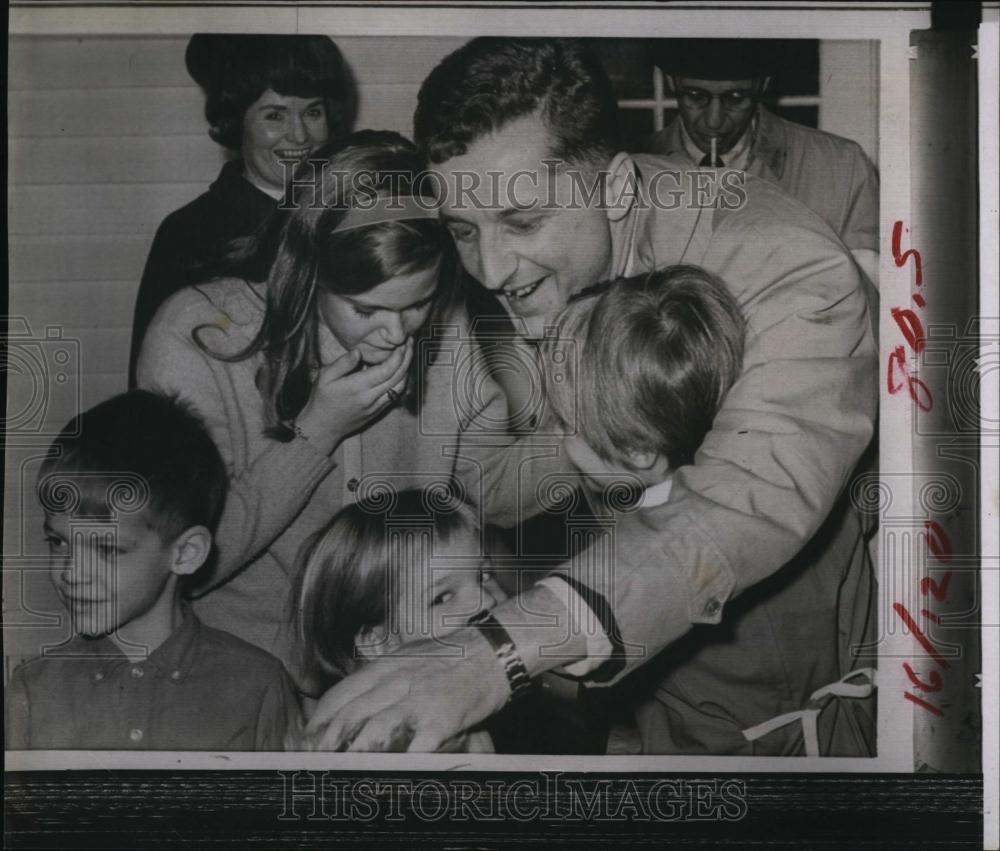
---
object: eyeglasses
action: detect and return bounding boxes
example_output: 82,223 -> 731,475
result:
676,87 -> 759,111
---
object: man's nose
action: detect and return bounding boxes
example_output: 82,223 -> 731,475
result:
477,231 -> 517,291
703,98 -> 726,131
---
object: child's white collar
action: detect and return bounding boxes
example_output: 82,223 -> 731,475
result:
638,474 -> 674,509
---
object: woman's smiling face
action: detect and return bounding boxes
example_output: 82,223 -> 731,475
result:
316,265 -> 440,365
241,89 -> 329,193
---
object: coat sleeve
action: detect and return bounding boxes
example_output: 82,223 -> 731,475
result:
488,212 -> 878,685
839,142 -> 880,254
136,289 -> 337,590
451,330 -> 577,527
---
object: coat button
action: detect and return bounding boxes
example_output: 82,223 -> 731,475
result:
129,728 -> 143,743
92,671 -> 104,683
170,670 -> 182,681
130,666 -> 144,679
347,477 -> 359,492
704,598 -> 722,616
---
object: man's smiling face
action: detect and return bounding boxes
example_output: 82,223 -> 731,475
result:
430,112 -> 615,340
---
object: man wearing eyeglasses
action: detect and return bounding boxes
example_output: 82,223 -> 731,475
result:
646,38 -> 880,285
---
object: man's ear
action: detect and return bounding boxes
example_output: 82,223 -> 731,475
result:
170,525 -> 213,576
605,152 -> 636,223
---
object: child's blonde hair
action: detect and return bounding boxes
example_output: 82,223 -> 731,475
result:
543,265 -> 745,469
293,486 -> 480,694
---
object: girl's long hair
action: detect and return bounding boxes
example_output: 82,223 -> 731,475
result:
197,130 -> 456,437
292,486 -> 478,695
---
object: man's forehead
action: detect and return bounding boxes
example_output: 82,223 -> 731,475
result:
428,135 -> 607,212
430,113 -> 605,172
675,76 -> 761,91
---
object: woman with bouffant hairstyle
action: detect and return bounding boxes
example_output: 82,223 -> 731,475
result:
129,34 -> 357,384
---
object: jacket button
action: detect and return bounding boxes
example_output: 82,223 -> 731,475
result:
130,666 -> 144,679
129,728 -> 143,743
347,478 -> 359,492
704,598 -> 721,616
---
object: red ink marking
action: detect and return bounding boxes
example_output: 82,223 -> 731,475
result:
913,293 -> 926,308
903,662 -> 943,692
920,609 -> 942,624
904,691 -> 944,716
887,346 -> 933,410
893,602 -> 950,669
891,307 -> 926,354
892,220 -> 923,285
923,520 -> 953,563
920,572 -> 953,602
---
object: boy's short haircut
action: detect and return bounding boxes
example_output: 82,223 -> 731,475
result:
37,390 -> 227,541
414,37 -> 620,167
544,266 -> 746,470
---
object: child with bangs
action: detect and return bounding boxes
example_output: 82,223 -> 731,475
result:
292,487 -> 506,752
5,390 -> 298,751
292,486 -> 593,754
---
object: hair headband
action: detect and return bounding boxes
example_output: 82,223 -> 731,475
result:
331,196 -> 438,234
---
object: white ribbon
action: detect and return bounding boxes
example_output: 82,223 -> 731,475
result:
741,667 -> 877,756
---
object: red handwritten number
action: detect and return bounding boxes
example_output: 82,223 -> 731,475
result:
887,346 -> 933,410
891,307 -> 926,354
892,220 -> 923,285
890,222 -> 948,718
921,520 -> 954,601
903,662 -> 943,692
923,520 -> 953,563
892,603 -> 950,669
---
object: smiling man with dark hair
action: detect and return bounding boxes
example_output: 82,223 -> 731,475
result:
306,37 -> 878,757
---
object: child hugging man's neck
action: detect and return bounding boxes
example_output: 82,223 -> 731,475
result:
7,390 -> 299,751
542,265 -> 746,508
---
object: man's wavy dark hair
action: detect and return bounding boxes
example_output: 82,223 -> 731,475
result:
414,38 -> 620,167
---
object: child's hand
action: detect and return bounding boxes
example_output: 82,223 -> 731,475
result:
295,338 -> 413,449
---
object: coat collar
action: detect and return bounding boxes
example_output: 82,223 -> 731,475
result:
608,155 -> 717,280
654,106 -> 788,180
639,475 -> 675,508
209,158 -> 279,230
745,107 -> 788,181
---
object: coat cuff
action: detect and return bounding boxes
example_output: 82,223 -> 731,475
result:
535,575 -> 620,681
